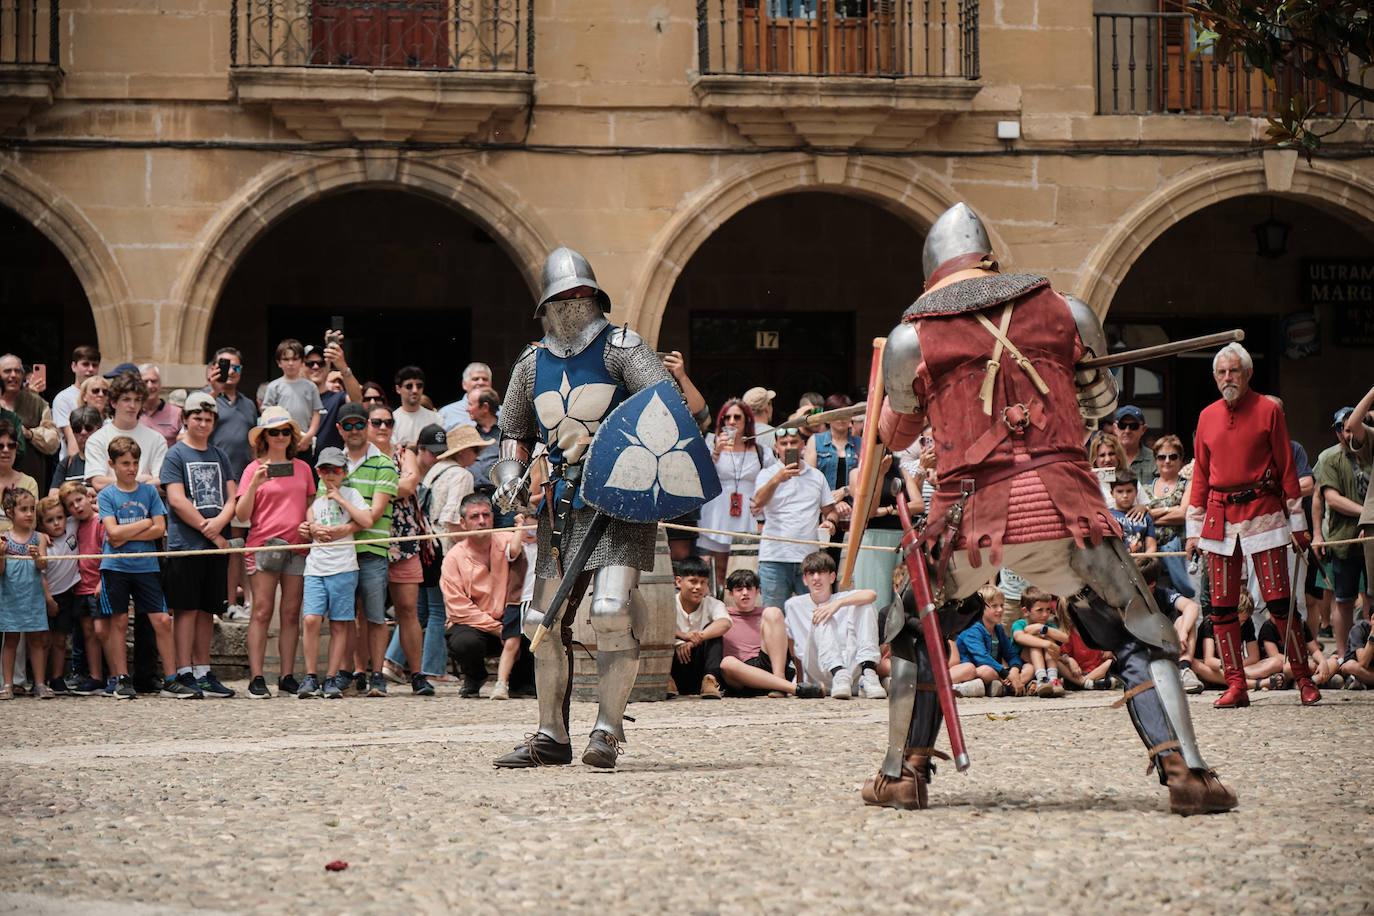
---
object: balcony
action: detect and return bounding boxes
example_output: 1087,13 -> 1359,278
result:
228,0 -> 534,143
0,0 -> 62,133
692,0 -> 981,149
1094,11 -> 1372,119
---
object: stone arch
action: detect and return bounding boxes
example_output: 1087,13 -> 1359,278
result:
0,158 -> 133,359
628,153 -> 995,346
1078,157 -> 1374,312
170,154 -> 556,366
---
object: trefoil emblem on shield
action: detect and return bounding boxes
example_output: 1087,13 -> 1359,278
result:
604,392 -> 705,501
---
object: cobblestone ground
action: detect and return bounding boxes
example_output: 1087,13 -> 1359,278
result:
1,685 -> 1370,914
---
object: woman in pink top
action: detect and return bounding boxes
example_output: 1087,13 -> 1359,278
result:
235,406 -> 315,697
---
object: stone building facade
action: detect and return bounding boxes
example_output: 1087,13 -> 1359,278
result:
1,0 -> 1371,450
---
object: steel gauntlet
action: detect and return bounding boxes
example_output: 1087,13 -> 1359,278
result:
491,440 -> 531,512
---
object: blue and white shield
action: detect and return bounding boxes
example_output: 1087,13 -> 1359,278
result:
581,380 -> 721,523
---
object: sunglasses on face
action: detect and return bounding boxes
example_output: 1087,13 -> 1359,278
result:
401,382 -> 424,391
265,428 -> 292,438
1156,453 -> 1181,461
318,465 -> 344,474
369,417 -> 395,428
304,360 -> 325,369
0,442 -> 15,451
723,413 -> 745,421
362,395 -> 385,403
340,420 -> 366,431
1116,421 -> 1141,431
88,388 -> 107,395
778,428 -> 800,437
75,424 -> 100,433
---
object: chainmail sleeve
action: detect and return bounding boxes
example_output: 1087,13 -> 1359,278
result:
498,345 -> 540,444
604,329 -> 676,397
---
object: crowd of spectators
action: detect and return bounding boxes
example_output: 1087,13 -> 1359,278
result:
0,340 -> 1370,708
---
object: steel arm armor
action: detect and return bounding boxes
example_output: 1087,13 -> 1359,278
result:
1065,294 -> 1118,420
882,320 -> 923,415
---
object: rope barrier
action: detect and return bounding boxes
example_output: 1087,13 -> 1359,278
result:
5,523 -> 1370,563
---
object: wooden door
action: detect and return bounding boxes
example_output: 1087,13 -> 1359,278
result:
310,0 -> 449,68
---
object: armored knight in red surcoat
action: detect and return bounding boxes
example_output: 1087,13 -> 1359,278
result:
863,202 -> 1235,816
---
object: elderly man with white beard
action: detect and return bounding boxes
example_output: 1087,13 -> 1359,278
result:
1186,342 -> 1314,709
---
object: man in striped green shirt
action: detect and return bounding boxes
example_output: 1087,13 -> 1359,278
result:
335,401 -> 398,697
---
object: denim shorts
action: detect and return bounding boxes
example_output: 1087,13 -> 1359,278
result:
303,571 -> 358,622
355,552 -> 389,624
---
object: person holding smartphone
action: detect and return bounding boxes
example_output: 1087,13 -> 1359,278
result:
697,399 -> 776,588
751,428 -> 838,614
0,354 -> 59,484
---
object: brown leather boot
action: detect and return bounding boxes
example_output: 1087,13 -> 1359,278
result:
861,751 -> 930,810
1158,753 -> 1238,816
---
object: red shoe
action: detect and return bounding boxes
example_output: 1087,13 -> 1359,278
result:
1297,679 -> 1321,706
1213,684 -> 1250,708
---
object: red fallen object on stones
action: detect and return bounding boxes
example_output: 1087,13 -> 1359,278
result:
324,860 -> 348,872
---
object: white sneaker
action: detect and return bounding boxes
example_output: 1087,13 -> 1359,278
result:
858,670 -> 886,699
1179,666 -> 1204,694
953,679 -> 985,698
489,680 -> 510,700
225,604 -> 250,621
830,670 -> 853,699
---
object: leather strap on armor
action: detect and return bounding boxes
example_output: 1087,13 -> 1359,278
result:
1111,680 -> 1156,708
973,304 -> 1050,414
1145,740 -> 1182,775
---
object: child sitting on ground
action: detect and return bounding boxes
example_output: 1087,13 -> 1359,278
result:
1339,618 -> 1373,689
718,568 -> 822,698
37,495 -> 80,695
671,555 -> 731,698
0,488 -> 51,699
1135,557 -> 1203,694
954,584 -> 1032,697
949,638 -> 985,697
1255,615 -> 1343,691
1194,594 -> 1261,689
1010,587 -> 1068,697
1056,602 -> 1116,690
782,551 -> 884,700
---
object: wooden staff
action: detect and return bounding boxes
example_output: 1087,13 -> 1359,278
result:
1077,329 -> 1244,371
838,338 -> 887,590
751,402 -> 867,440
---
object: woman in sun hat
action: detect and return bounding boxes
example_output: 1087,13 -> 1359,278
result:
235,405 -> 315,698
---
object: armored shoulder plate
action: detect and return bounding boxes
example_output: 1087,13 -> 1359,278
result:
514,342 -> 540,366
608,326 -> 645,349
882,320 -> 923,414
1064,294 -> 1108,360
903,272 -> 1048,319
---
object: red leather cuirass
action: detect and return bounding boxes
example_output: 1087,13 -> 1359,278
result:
913,284 -> 1120,568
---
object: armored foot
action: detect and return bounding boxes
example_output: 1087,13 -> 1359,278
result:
582,729 -> 623,769
493,733 -> 574,768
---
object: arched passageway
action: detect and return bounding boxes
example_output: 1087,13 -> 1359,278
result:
658,191 -> 926,415
0,204 -> 97,381
208,189 -> 539,405
1106,192 -> 1374,452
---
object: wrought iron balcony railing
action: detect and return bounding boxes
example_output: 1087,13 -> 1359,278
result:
230,0 -> 533,72
0,0 -> 58,66
697,0 -> 978,79
1094,11 -> 1370,119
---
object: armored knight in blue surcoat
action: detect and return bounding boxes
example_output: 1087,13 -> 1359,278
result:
492,247 -> 706,769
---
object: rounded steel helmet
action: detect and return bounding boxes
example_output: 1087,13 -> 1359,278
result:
922,202 -> 993,281
536,246 -> 611,316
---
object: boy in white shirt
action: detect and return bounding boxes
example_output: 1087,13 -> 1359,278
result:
670,555 -> 731,698
783,551 -> 886,700
296,448 -> 372,699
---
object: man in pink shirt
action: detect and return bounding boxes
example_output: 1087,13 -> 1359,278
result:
441,492 -> 528,697
139,364 -> 182,449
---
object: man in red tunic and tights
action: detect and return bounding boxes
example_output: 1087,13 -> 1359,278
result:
1186,343 -> 1316,707
864,202 -> 1235,816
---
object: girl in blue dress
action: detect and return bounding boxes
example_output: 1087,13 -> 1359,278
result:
0,487 -> 51,699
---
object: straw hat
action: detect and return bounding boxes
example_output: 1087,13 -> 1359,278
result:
437,425 -> 494,462
248,405 -> 301,450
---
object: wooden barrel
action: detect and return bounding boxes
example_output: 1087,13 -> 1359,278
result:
725,535 -> 760,577
571,528 -> 675,702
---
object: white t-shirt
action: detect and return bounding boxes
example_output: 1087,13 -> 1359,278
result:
674,593 -> 730,646
754,463 -> 833,564
304,485 -> 367,577
52,385 -> 79,461
84,422 -> 168,484
392,406 -> 444,448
